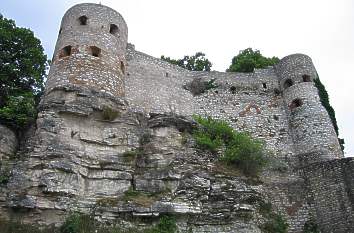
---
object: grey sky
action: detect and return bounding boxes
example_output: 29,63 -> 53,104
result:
2,0 -> 354,155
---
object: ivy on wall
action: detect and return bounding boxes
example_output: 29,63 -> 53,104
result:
314,75 -> 344,151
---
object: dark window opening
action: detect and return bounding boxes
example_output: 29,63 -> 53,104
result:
78,16 -> 88,25
290,98 -> 303,110
59,45 -> 72,59
120,61 -> 125,74
165,72 -> 169,77
89,46 -> 101,57
284,79 -> 294,89
262,82 -> 267,89
302,74 -> 311,82
273,115 -> 279,120
110,24 -> 119,35
274,88 -> 281,95
230,86 -> 237,94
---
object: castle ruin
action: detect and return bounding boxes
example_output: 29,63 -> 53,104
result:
1,3 -> 354,233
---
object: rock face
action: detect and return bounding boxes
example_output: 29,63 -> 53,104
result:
2,87 -> 268,232
0,125 -> 17,160
0,3 -> 353,233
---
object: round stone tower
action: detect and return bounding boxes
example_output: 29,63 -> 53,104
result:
276,54 -> 342,164
45,3 -> 128,97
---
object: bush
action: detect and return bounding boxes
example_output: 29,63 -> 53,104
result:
146,216 -> 177,233
60,213 -> 96,233
262,213 -> 288,233
222,133 -> 267,176
193,115 -> 267,176
0,163 -> 11,185
102,106 -> 120,121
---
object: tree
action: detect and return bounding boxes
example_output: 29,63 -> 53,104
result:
227,48 -> 279,73
161,52 -> 212,71
0,14 -> 47,130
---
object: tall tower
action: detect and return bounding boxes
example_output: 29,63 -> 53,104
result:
276,54 -> 342,164
45,3 -> 128,97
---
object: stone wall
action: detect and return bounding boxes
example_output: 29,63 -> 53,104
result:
302,158 -> 354,233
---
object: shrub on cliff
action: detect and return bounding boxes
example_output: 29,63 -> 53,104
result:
227,48 -> 279,73
193,115 -> 267,176
0,15 -> 48,131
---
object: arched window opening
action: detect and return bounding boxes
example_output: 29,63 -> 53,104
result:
290,98 -> 303,110
89,46 -> 101,57
110,24 -> 119,36
284,79 -> 294,89
302,74 -> 311,82
120,61 -> 125,74
262,82 -> 267,89
59,45 -> 72,59
78,15 -> 88,25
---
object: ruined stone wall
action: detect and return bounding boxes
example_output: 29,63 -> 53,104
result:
126,47 -> 297,163
45,3 -> 128,97
302,158 -> 354,233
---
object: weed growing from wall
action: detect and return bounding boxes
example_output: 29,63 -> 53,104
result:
192,115 -> 267,176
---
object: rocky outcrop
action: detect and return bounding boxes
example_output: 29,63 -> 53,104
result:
0,87 -> 279,232
0,124 -> 17,160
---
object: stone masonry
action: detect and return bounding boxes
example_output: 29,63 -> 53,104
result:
0,3 -> 353,233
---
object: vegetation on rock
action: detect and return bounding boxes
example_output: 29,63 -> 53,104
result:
226,48 -> 279,73
0,162 -> 11,185
0,15 -> 48,131
0,213 -> 177,233
161,52 -> 212,71
314,75 -> 344,151
258,201 -> 289,233
102,106 -> 120,121
192,115 -> 267,176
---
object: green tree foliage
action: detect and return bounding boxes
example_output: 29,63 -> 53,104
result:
0,15 -> 47,130
314,75 -> 344,151
161,52 -> 212,71
227,48 -> 279,73
192,115 -> 267,176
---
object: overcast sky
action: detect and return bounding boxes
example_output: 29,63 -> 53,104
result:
2,0 -> 354,156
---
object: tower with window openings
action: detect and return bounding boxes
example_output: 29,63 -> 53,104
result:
275,54 -> 342,164
45,3 -> 128,97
